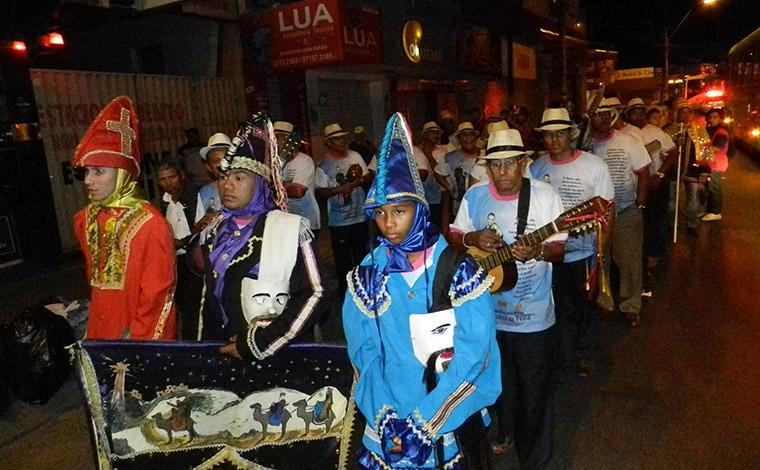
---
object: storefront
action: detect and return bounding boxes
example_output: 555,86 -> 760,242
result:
241,0 -> 511,155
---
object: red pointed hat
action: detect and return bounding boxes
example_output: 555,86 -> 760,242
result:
72,96 -> 141,177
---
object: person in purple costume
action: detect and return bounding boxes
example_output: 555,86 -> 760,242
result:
198,113 -> 324,361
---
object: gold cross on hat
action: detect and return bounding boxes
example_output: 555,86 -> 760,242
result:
106,108 -> 136,155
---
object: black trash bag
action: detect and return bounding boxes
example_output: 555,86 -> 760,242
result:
3,300 -> 77,404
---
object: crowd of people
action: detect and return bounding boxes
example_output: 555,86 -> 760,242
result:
71,93 -> 730,469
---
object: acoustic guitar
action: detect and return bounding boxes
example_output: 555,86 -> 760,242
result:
468,196 -> 612,292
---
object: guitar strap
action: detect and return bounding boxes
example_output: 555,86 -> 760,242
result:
430,245 -> 468,312
516,177 -> 531,236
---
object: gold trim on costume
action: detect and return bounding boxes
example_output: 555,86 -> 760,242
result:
151,276 -> 176,339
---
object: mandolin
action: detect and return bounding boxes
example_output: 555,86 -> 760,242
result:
468,196 -> 612,292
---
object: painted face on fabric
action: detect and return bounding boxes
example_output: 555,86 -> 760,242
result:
156,167 -> 184,200
83,166 -> 118,202
487,157 -> 525,196
241,278 -> 290,327
409,309 -> 457,373
373,201 -> 417,245
219,169 -> 257,211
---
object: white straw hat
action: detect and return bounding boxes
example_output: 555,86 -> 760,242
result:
323,123 -> 349,139
200,132 -> 232,160
483,129 -> 532,160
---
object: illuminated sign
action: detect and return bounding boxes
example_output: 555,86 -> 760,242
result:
403,20 -> 422,64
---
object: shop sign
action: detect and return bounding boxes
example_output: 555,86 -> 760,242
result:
615,67 -> 655,81
262,0 -> 381,71
512,42 -> 536,80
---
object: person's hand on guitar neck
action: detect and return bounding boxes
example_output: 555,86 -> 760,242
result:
511,235 -> 543,262
462,230 -> 502,253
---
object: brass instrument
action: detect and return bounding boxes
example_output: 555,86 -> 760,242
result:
688,124 -> 714,164
590,215 -> 614,311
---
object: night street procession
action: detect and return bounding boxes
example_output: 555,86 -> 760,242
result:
2,1 -> 760,469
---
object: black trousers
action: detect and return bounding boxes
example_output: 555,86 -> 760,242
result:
175,254 -> 203,341
493,326 -> 557,470
643,183 -> 670,259
552,257 -> 596,365
329,221 -> 369,295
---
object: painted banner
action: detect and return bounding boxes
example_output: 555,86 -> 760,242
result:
259,0 -> 381,71
76,341 -> 361,469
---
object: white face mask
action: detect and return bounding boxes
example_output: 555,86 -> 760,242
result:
409,309 -> 457,373
241,278 -> 290,327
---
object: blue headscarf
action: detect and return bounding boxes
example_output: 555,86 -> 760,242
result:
365,113 -> 438,273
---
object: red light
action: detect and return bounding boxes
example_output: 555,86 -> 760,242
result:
41,33 -> 65,48
705,89 -> 723,98
11,41 -> 27,52
48,33 -> 65,46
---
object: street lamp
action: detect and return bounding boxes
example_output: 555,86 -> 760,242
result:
663,0 -> 718,100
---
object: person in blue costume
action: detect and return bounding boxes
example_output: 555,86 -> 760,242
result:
342,113 -> 501,469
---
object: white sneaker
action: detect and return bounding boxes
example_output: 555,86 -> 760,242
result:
702,213 -> 722,221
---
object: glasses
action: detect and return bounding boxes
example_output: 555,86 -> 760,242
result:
487,159 -> 520,171
543,129 -> 570,140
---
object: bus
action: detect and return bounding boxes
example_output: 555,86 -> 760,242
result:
726,26 -> 760,155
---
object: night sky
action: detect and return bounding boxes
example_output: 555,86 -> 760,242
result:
581,0 -> 760,68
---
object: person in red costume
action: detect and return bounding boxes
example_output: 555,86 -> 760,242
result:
72,96 -> 177,340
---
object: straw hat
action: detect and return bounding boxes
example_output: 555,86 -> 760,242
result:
200,132 -> 232,160
624,97 -> 646,112
421,121 -> 442,134
595,98 -> 621,121
323,123 -> 349,139
483,129 -> 532,160
487,120 -> 509,134
536,108 -> 575,131
454,121 -> 479,137
273,121 -> 295,135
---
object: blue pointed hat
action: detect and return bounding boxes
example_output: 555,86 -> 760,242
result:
364,113 -> 427,217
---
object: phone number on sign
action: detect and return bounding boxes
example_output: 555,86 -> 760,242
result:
273,52 -> 336,67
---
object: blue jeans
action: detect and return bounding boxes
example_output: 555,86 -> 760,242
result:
685,181 -> 701,229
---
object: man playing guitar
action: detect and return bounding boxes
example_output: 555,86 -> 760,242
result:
447,129 -> 566,468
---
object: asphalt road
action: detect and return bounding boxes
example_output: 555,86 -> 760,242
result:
1,151 -> 759,469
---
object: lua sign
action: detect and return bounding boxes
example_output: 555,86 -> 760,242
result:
262,0 -> 382,71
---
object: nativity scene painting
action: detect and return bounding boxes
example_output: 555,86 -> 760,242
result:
75,341 -> 359,470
